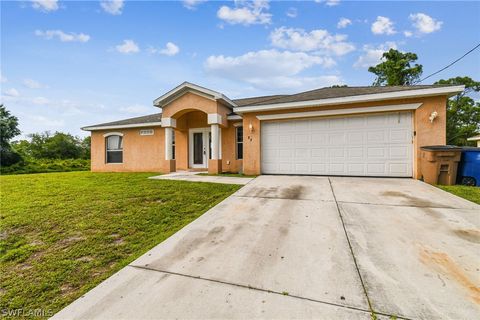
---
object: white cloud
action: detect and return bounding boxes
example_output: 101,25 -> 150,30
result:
29,115 -> 64,128
286,7 -> 297,18
315,0 -> 340,7
354,42 -> 397,68
23,79 -> 46,89
35,30 -> 90,42
100,0 -> 124,15
120,104 -> 152,114
409,13 -> 442,34
270,27 -> 355,56
31,0 -> 59,12
404,30 -> 413,37
115,40 -> 140,54
4,88 -> 20,97
205,49 -> 335,86
32,97 -> 50,105
182,0 -> 206,10
205,49 -> 341,92
337,17 -> 352,29
371,16 -> 396,35
149,42 -> 180,56
217,0 -> 272,26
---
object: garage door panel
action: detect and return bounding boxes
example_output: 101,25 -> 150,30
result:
261,112 -> 413,177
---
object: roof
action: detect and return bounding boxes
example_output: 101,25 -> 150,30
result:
153,81 -> 237,108
83,84 -> 465,130
235,85 -> 461,107
233,95 -> 288,107
233,84 -> 465,113
82,113 -> 162,131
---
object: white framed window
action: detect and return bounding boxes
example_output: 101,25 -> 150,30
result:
106,135 -> 123,163
236,126 -> 243,160
140,129 -> 154,136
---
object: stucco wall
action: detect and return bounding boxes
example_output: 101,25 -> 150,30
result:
241,96 -> 448,178
91,127 -> 164,172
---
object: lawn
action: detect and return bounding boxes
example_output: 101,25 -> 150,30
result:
0,172 -> 241,317
437,185 -> 480,204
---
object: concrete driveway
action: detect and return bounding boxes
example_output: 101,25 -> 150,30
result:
53,176 -> 479,320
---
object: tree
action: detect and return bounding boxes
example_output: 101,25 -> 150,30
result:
368,49 -> 423,86
434,77 -> 480,146
0,105 -> 22,166
26,132 -> 85,159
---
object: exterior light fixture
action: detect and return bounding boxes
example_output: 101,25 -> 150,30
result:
429,111 -> 438,123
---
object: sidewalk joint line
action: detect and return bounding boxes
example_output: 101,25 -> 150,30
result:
128,264 -> 384,316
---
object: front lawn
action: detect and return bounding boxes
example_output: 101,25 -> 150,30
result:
0,172 -> 240,316
437,185 -> 480,204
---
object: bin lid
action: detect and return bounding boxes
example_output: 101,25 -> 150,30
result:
461,147 -> 480,152
420,145 -> 463,151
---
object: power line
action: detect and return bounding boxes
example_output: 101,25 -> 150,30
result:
415,43 -> 480,84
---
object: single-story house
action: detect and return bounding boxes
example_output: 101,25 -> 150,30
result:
467,135 -> 480,147
83,82 -> 464,178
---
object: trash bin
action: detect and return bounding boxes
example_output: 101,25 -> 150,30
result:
420,145 -> 462,185
457,147 -> 480,186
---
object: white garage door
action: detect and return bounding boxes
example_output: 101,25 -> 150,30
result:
261,111 -> 413,177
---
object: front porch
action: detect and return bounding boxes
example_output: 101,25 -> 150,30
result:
159,91 -> 242,174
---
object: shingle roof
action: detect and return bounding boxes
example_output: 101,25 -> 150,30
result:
232,95 -> 289,107
82,113 -> 162,129
83,84 -> 461,130
234,85 -> 456,107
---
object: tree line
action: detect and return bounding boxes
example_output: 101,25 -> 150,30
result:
0,106 -> 90,174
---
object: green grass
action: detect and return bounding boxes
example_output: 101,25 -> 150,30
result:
0,172 -> 240,317
197,172 -> 258,178
437,185 -> 480,204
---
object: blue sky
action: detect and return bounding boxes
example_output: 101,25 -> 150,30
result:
2,0 -> 480,138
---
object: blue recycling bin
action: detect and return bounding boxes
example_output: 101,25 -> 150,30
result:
457,147 -> 480,186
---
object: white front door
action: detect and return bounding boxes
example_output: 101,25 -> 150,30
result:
261,111 -> 414,177
189,128 -> 211,169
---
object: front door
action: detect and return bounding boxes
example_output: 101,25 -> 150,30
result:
189,128 -> 211,169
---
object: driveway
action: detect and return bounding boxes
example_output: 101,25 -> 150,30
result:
53,176 -> 479,320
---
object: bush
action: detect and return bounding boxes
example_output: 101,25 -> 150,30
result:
0,158 -> 90,175
0,146 -> 23,167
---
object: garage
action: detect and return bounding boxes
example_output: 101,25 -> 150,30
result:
261,111 -> 413,177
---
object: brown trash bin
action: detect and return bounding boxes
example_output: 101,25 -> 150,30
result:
420,145 -> 462,185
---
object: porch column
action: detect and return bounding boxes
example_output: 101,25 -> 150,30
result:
161,117 -> 176,173
165,127 -> 173,160
211,124 -> 220,160
207,114 -> 223,174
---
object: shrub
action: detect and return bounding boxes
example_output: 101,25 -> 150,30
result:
0,158 -> 90,175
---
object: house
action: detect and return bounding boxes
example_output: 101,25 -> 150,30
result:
82,82 -> 464,178
467,135 -> 480,147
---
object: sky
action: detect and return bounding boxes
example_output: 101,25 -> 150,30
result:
1,0 -> 480,138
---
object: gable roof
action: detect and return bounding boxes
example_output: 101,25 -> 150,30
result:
153,81 -> 237,108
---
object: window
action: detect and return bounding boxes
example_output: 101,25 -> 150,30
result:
236,126 -> 243,160
106,135 -> 123,163
172,130 -> 175,160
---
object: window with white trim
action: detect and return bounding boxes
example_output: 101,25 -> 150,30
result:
236,126 -> 243,160
106,135 -> 123,163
